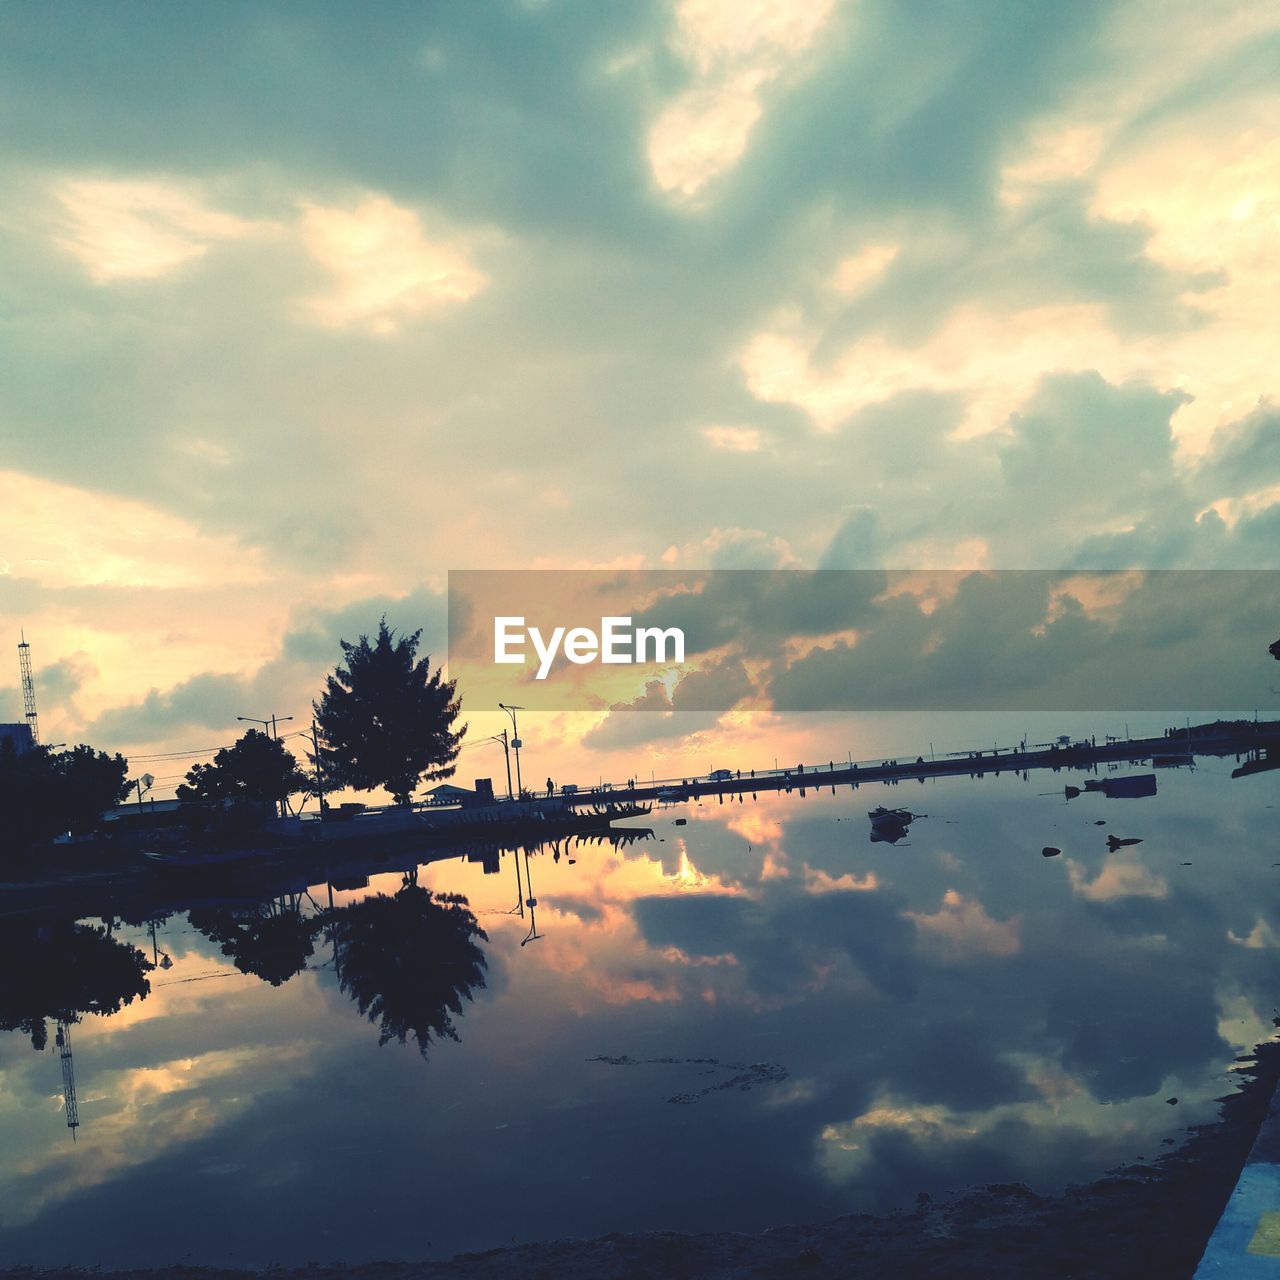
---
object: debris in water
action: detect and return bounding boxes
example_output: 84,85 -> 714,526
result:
588,1055 -> 789,1104
1042,847 -> 1061,858
1166,1097 -> 1179,1106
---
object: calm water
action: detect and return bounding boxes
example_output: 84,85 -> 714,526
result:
1,758 -> 1278,1267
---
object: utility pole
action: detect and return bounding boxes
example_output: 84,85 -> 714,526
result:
498,704 -> 524,798
500,728 -> 513,801
311,718 -> 326,817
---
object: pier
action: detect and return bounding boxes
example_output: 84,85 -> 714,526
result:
556,718 -> 1280,809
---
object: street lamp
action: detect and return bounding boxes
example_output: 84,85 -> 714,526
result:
237,714 -> 293,740
498,704 -> 524,798
133,773 -> 154,809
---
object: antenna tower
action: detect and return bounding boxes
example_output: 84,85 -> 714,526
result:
55,1021 -> 79,1138
18,632 -> 38,744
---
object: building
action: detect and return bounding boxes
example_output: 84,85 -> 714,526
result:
0,723 -> 34,754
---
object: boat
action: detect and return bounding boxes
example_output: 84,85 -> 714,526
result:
868,806 -> 925,844
868,806 -> 918,824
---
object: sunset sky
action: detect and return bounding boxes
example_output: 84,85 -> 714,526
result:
2,0 -> 1278,793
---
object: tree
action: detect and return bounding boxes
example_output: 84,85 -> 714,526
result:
313,618 -> 465,805
0,741 -> 130,859
0,919 -> 153,1050
188,898 -> 321,986
176,729 -> 311,806
59,745 -> 134,832
327,884 -> 488,1056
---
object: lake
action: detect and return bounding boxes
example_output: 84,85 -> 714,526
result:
1,755 -> 1277,1268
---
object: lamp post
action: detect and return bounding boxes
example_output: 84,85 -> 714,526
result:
498,704 -> 524,798
237,713 -> 293,740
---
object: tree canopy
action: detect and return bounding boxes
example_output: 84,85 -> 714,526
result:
0,919 -> 153,1050
328,884 -> 488,1056
176,729 -> 311,806
0,742 -> 131,858
188,899 -> 322,986
313,618 -> 465,805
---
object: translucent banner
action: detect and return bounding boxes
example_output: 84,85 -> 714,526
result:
447,569 -> 1280,713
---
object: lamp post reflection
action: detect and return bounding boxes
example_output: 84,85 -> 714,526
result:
510,845 -> 525,917
520,847 -> 542,946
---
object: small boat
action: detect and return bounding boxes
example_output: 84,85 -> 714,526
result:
868,806 -> 925,844
868,806 -> 918,824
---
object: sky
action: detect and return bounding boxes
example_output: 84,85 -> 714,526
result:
1,0 -> 1278,793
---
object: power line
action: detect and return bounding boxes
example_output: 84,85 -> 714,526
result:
127,744 -> 235,761
129,728 -> 312,762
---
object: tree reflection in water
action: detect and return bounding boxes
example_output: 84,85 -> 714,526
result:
0,919 -> 152,1050
188,897 -> 323,986
327,883 -> 488,1057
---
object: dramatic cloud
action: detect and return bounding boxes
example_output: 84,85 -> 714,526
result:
0,0 -> 1275,778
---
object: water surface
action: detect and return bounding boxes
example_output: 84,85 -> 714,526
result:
1,759 -> 1277,1267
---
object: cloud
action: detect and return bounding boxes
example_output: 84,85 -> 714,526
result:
580,680 -> 720,751
1067,855 -> 1169,903
702,424 -> 765,452
54,176 -> 271,283
1199,403 -> 1280,497
298,195 -> 488,334
87,585 -> 447,750
0,469 -> 270,590
647,0 -> 837,201
662,528 -> 799,570
906,889 -> 1021,959
803,866 -> 878,894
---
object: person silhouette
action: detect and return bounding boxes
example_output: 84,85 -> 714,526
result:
546,777 -> 554,796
